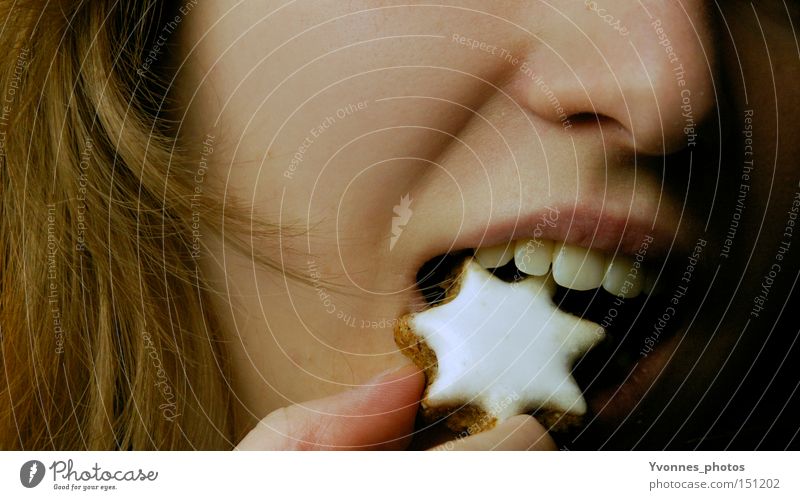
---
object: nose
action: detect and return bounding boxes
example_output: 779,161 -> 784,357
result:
521,1 -> 716,155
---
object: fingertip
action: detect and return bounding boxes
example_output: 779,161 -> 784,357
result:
502,415 -> 557,451
371,362 -> 424,384
235,364 -> 426,451
365,363 -> 425,402
435,414 -> 558,451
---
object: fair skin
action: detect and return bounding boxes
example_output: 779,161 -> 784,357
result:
175,1 -> 800,449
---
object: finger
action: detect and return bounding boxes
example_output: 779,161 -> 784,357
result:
430,415 -> 558,451
236,364 -> 425,450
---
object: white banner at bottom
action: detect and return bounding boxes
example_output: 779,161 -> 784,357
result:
1,451 -> 797,499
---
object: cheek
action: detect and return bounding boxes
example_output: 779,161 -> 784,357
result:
195,3 -> 529,204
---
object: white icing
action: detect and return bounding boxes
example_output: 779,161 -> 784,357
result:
410,258 -> 605,421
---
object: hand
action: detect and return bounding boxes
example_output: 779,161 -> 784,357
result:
235,364 -> 557,451
236,364 -> 424,450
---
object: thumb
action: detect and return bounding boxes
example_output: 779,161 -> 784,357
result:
235,364 -> 425,450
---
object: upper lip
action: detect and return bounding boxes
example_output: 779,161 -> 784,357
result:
443,202 -> 688,262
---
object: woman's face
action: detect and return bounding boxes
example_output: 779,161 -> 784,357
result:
177,1 -> 800,448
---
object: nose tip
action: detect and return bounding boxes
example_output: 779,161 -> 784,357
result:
520,4 -> 716,156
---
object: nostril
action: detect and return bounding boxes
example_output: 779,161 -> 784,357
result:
563,112 -> 630,138
566,112 -> 633,146
568,112 -> 605,125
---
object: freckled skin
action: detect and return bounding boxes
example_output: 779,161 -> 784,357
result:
175,1 -> 800,448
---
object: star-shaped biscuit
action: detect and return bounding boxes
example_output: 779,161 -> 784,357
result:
395,257 -> 605,433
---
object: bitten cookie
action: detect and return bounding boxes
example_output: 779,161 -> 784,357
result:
395,257 -> 605,435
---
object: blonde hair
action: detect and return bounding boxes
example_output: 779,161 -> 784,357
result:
0,1 -> 257,449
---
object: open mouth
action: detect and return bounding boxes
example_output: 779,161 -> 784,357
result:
414,237 -> 682,427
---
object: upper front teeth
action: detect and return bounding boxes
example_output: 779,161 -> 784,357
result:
513,238 -> 554,276
552,242 -> 606,291
474,239 -> 652,298
473,243 -> 514,268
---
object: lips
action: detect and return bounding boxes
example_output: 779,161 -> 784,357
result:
453,204 -> 683,261
409,208 -> 691,439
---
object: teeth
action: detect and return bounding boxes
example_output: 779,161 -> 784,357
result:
513,238 -> 554,276
473,239 -> 655,295
601,255 -> 643,298
551,243 -> 606,291
474,243 -> 514,269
